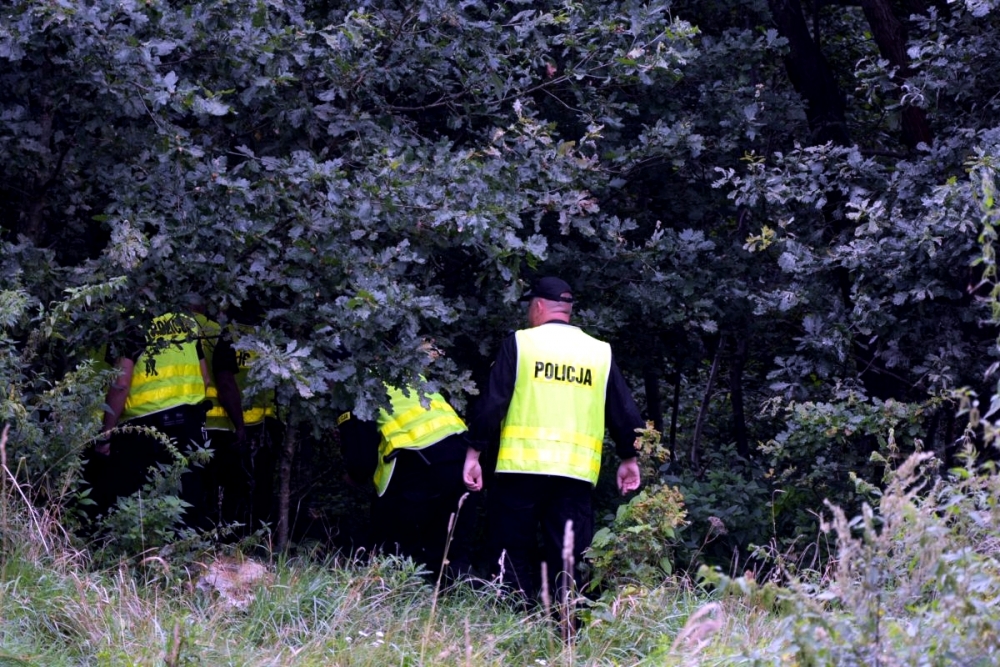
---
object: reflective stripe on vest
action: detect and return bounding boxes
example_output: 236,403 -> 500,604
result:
122,313 -> 206,421
206,399 -> 272,429
373,385 -> 467,497
496,324 -> 611,485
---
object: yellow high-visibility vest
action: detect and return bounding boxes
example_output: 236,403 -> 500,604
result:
373,385 -> 467,496
203,322 -> 276,430
496,324 -> 611,485
122,313 -> 206,421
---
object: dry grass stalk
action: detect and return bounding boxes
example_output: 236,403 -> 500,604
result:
165,621 -> 182,667
560,519 -> 576,643
1,424 -> 55,557
464,616 -> 472,667
540,561 -> 556,658
540,561 -> 551,617
670,601 -> 724,656
423,492 -> 470,664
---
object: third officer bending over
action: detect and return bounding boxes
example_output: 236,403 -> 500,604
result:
339,379 -> 478,582
463,276 -> 643,605
209,318 -> 283,536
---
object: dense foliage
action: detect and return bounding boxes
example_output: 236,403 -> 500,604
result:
3,0 -> 1000,567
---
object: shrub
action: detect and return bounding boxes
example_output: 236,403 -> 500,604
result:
707,450 -> 1000,666
587,484 -> 688,591
662,443 -> 773,571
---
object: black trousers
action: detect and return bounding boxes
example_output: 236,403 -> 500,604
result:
205,418 -> 281,535
370,434 -> 478,581
92,405 -> 209,528
487,473 -> 594,604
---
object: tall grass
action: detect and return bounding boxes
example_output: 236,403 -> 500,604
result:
0,421 -> 722,666
707,448 -> 1000,666
6,414 -> 1000,666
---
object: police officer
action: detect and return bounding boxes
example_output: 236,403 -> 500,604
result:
339,381 -> 477,581
209,319 -> 282,535
96,310 -> 213,527
463,276 -> 643,602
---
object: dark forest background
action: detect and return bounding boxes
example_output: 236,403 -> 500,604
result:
3,0 -> 1000,568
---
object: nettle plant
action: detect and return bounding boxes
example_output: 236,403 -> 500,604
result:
0,275 -> 119,514
588,483 -> 688,592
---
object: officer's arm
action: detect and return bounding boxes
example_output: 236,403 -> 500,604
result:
464,334 -> 517,491
465,334 -> 517,451
195,340 -> 210,389
605,356 -> 644,495
213,335 -> 246,439
605,357 -> 645,460
216,369 -> 246,438
98,357 -> 135,455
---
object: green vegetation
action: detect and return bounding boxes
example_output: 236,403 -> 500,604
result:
4,0 -> 1000,560
5,0 -> 1000,663
5,421 -> 1000,665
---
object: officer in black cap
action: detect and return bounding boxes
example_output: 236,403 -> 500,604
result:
463,276 -> 643,604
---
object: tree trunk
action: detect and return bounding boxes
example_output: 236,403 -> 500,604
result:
924,406 -> 940,459
943,404 -> 957,469
729,334 -> 750,460
691,340 -> 724,469
669,366 -> 681,463
859,0 -> 933,148
768,0 -> 850,145
276,421 -> 297,552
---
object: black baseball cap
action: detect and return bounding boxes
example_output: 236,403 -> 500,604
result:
520,276 -> 574,303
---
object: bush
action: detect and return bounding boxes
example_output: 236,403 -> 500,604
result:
758,392 -> 932,544
662,443 -> 773,571
0,280 -> 217,568
587,484 -> 688,591
706,450 -> 1000,665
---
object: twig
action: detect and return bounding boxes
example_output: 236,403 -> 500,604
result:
422,492 -> 469,663
1,425 -> 51,556
560,519 -> 576,645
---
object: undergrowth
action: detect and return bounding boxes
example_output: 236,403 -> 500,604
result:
5,418 -> 1000,665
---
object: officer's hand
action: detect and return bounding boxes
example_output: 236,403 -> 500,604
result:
95,434 -> 111,457
617,457 -> 640,495
463,448 -> 483,492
